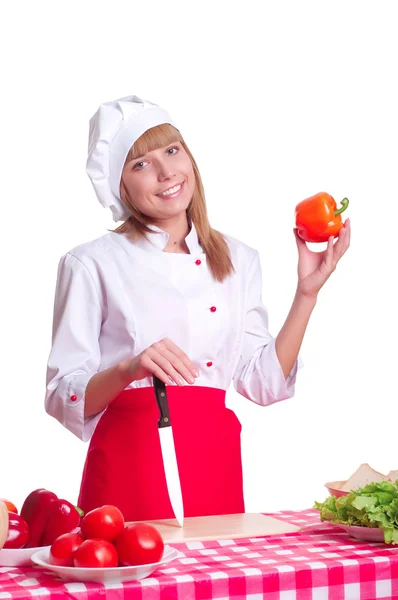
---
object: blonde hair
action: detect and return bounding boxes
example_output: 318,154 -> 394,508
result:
114,124 -> 234,282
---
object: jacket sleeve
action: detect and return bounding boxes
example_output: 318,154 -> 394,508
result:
233,250 -> 303,406
45,253 -> 105,441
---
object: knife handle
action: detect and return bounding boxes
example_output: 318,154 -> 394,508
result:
153,375 -> 171,428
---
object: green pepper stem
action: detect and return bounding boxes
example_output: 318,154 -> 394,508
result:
75,506 -> 84,517
334,198 -> 349,216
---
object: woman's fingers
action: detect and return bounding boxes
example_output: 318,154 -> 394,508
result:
341,219 -> 351,254
293,228 -> 308,258
142,356 -> 181,387
162,339 -> 199,377
149,339 -> 199,386
332,219 -> 351,267
144,351 -> 188,386
159,348 -> 197,385
325,235 -> 335,270
131,339 -> 200,386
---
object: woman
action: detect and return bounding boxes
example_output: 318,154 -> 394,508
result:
45,95 -> 350,521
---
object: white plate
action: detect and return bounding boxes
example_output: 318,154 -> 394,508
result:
0,546 -> 51,567
31,545 -> 179,582
336,524 -> 385,542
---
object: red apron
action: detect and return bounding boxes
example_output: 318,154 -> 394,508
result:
78,386 -> 244,521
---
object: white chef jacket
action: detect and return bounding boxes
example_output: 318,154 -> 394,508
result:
45,222 -> 301,442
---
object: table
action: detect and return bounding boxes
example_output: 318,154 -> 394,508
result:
1,509 -> 398,599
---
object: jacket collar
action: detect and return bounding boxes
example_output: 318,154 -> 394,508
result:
132,219 -> 203,255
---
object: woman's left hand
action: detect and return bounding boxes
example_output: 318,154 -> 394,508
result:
294,218 -> 351,298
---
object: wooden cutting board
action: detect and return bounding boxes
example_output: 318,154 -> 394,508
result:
127,513 -> 300,543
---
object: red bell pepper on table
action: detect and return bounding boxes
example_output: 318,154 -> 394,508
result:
40,498 -> 83,546
295,192 -> 349,243
0,501 -> 8,550
20,489 -> 57,547
3,514 -> 29,549
20,488 -> 83,547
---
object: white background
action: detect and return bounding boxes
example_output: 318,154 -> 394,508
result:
1,0 -> 397,516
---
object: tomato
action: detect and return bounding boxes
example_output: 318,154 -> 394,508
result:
73,539 -> 118,568
3,514 -> 29,549
81,505 -> 124,542
49,532 -> 84,566
115,523 -> 164,566
0,499 -> 18,514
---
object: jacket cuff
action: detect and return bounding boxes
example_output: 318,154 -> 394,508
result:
52,373 -> 104,441
259,338 -> 303,401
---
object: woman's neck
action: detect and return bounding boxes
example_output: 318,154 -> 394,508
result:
155,214 -> 191,254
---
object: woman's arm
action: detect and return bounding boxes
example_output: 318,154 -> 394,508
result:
45,253 -> 103,441
232,251 -> 300,407
84,362 -> 132,419
232,220 -> 350,406
47,255 -> 199,434
275,290 -> 316,378
85,339 -> 199,419
276,220 -> 351,378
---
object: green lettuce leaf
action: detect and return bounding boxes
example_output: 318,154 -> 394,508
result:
314,480 -> 398,544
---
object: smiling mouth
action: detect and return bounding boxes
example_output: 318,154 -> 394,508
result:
157,182 -> 184,197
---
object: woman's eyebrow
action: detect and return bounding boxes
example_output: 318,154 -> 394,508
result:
132,152 -> 148,161
133,143 -> 178,162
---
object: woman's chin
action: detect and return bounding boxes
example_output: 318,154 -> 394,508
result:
154,198 -> 190,217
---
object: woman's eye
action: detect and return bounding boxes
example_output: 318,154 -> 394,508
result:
133,146 -> 178,169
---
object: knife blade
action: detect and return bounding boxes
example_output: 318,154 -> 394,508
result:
153,375 -> 184,527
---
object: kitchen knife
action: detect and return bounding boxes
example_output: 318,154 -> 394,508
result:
153,375 -> 184,527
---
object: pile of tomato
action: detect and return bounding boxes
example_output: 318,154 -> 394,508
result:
50,505 -> 164,568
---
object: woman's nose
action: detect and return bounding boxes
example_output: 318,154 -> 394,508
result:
157,162 -> 176,181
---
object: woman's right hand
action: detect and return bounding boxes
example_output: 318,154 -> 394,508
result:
121,338 -> 199,386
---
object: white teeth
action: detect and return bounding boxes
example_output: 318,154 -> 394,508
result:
158,183 -> 182,196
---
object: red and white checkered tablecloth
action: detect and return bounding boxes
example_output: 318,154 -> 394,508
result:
1,509 -> 398,600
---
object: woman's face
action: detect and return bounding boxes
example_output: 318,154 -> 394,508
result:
121,141 -> 195,221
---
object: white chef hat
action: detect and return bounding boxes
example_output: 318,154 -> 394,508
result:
86,95 -> 179,222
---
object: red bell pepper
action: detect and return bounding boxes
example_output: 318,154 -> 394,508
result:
20,489 -> 58,547
40,499 -> 82,546
295,192 -> 349,243
0,501 -> 8,550
20,488 -> 83,547
3,513 -> 29,549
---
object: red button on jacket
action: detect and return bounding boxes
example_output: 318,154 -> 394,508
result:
206,361 -> 213,367
70,395 -> 77,402
210,306 -> 217,312
195,259 -> 201,265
